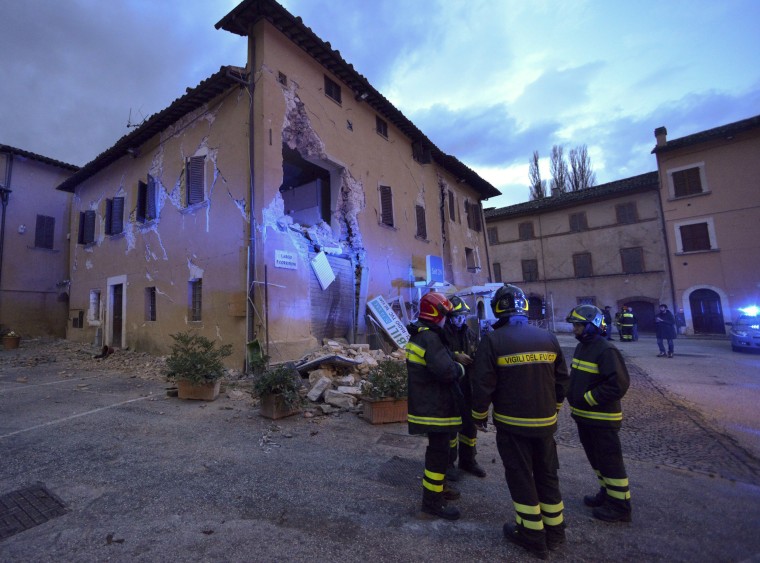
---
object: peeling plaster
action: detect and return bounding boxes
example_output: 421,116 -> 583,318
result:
229,189 -> 248,220
187,259 -> 204,281
86,259 -> 93,270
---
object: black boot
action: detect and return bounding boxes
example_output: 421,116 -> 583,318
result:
422,489 -> 460,520
583,487 -> 606,507
442,482 -> 460,501
503,523 -> 548,560
545,523 -> 566,551
592,499 -> 632,523
459,458 -> 487,477
445,463 -> 460,482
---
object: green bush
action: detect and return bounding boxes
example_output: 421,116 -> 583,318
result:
164,331 -> 233,384
364,359 -> 407,399
252,363 -> 304,409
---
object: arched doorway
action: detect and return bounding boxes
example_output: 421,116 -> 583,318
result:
689,288 -> 725,334
625,300 -> 655,333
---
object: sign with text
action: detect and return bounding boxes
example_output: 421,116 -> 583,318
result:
367,295 -> 410,349
426,255 -> 444,284
274,250 -> 298,270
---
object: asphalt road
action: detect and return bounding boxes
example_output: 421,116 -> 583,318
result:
1,336 -> 759,562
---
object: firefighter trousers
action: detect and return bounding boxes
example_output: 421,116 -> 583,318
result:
423,432 -> 450,496
576,424 -> 631,509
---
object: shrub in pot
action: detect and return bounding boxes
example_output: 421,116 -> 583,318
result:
361,359 -> 408,424
164,331 -> 232,401
252,363 -> 305,419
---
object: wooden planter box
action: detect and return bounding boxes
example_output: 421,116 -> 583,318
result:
259,394 -> 301,420
361,397 -> 408,424
3,336 -> 21,350
176,379 -> 221,401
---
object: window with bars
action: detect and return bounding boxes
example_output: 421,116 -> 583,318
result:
672,167 -> 703,198
465,201 -> 482,232
137,175 -> 158,223
145,287 -> 157,321
493,262 -> 502,283
569,212 -> 588,232
379,185 -> 394,227
376,116 -> 388,138
577,296 -> 597,305
616,202 -> 638,224
186,156 -> 205,206
105,197 -> 125,235
680,222 -> 711,252
189,279 -> 202,322
522,259 -> 539,282
465,247 -> 478,271
88,289 -> 101,322
324,75 -> 341,104
78,210 -> 96,245
448,191 -> 456,222
34,215 -> 55,249
621,247 -> 644,274
415,205 -> 427,239
573,253 -> 593,277
518,222 -> 535,240
487,227 -> 499,245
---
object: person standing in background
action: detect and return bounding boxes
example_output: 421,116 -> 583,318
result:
602,306 -> 613,341
655,304 -> 676,358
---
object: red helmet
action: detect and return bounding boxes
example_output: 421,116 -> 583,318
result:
418,292 -> 453,323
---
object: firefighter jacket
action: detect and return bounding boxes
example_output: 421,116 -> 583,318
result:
471,317 -> 569,437
406,320 -> 464,435
567,335 -> 630,428
620,311 -> 635,327
442,321 -> 477,358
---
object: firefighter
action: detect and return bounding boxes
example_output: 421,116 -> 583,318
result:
565,304 -> 633,523
406,291 -> 465,520
472,284 -> 570,557
619,306 -> 635,341
442,296 -> 486,479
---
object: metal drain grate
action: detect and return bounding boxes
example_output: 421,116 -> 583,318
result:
0,483 -> 68,541
376,455 -> 420,488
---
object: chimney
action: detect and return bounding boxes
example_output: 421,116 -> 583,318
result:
654,126 -> 668,147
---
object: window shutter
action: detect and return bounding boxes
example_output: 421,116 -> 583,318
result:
380,186 -> 393,227
487,227 -> 498,245
137,181 -> 147,223
448,191 -> 455,221
105,199 -> 113,235
82,210 -> 96,244
146,175 -> 157,220
186,156 -> 205,205
415,205 -> 427,239
621,247 -> 644,273
111,197 -> 124,234
673,167 -> 702,197
680,223 -> 710,251
35,215 -> 55,249
493,262 -> 502,283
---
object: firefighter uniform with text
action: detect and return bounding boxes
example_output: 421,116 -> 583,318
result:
406,292 -> 465,520
566,304 -> 633,522
471,284 -> 570,557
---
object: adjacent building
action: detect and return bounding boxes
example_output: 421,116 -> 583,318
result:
0,145 -> 77,337
55,0 -> 498,366
484,172 -> 671,332
652,114 -> 760,334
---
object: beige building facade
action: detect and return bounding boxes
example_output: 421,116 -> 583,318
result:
652,114 -> 760,334
56,0 -> 498,367
484,172 -> 672,333
0,145 -> 76,337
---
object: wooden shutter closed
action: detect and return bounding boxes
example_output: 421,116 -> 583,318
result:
35,215 -> 55,249
415,205 -> 427,239
186,156 -> 205,205
380,186 -> 393,227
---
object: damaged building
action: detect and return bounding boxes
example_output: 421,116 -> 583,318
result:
55,0 -> 499,367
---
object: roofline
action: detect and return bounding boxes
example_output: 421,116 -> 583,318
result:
216,0 -> 500,199
55,66 -> 248,193
652,114 -> 760,155
0,144 -> 79,172
484,171 -> 660,221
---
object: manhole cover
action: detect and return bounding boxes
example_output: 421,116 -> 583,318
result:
0,483 -> 67,541
376,432 -> 420,449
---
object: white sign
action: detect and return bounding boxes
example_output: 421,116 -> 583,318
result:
275,250 -> 298,270
367,295 -> 410,349
311,251 -> 335,290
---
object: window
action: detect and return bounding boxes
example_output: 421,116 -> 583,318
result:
376,116 -> 388,138
493,262 -> 502,283
672,166 -> 703,198
448,191 -> 456,222
522,259 -> 539,282
465,247 -> 478,271
105,197 -> 124,235
680,222 -> 711,252
34,215 -> 55,249
569,212 -> 588,232
145,287 -> 156,321
324,75 -> 341,104
415,205 -> 427,239
621,247 -> 644,274
379,185 -> 394,227
186,156 -> 206,206
137,175 -> 158,223
577,296 -> 597,306
573,253 -> 593,278
88,289 -> 101,322
412,141 -> 431,164
78,210 -> 96,245
465,201 -> 482,232
487,227 -> 499,245
189,279 -> 202,322
616,202 -> 638,224
518,222 -> 534,240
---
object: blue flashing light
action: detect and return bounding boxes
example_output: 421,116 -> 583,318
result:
739,305 -> 759,316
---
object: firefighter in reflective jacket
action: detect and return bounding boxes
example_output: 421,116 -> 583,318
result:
471,284 -> 570,557
442,296 -> 487,479
620,306 -> 635,342
566,304 -> 633,523
406,291 -> 465,520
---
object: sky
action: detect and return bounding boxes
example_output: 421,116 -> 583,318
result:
2,0 -> 759,208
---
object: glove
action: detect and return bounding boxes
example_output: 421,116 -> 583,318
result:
454,352 -> 473,366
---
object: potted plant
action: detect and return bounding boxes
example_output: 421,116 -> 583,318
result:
2,330 -> 21,350
164,331 -> 232,401
252,363 -> 305,419
361,359 -> 408,424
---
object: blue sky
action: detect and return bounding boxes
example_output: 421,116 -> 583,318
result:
2,0 -> 758,207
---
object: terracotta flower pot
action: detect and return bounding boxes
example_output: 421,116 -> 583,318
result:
259,394 -> 301,420
176,379 -> 221,401
361,397 -> 408,424
3,336 -> 21,350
